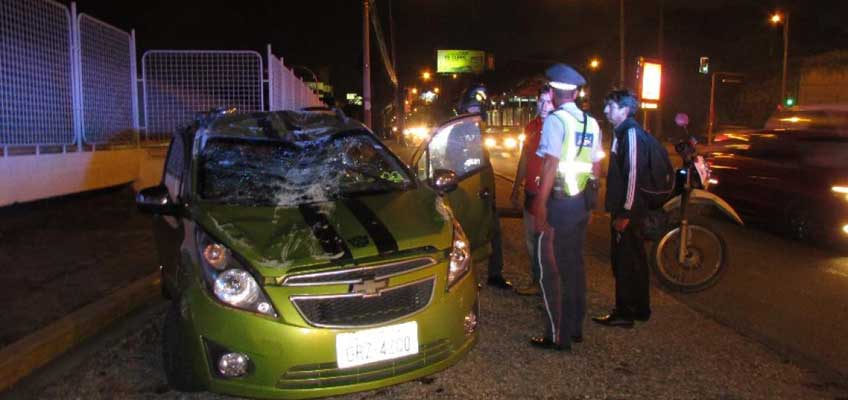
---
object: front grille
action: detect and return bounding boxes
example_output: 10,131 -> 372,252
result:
282,257 -> 436,286
291,277 -> 435,328
277,339 -> 452,389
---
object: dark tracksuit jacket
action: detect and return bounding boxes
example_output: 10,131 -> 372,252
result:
605,117 -> 652,318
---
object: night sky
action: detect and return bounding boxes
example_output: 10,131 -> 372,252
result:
61,0 -> 848,130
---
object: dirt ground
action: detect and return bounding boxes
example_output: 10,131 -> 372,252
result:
0,184 -> 158,348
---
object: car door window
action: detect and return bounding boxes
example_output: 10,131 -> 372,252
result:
163,134 -> 186,201
427,116 -> 485,179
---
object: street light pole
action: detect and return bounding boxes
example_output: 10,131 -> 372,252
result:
781,13 -> 789,103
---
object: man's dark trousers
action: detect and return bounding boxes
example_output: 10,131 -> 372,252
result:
610,219 -> 651,319
538,192 -> 588,345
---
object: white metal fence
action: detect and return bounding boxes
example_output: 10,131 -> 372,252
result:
1,0 -> 326,148
0,0 -> 75,146
142,50 -> 264,140
78,13 -> 137,144
267,46 -> 322,111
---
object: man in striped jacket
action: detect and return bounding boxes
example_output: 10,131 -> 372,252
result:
593,89 -> 652,328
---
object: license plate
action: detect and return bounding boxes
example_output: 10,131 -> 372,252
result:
335,321 -> 419,369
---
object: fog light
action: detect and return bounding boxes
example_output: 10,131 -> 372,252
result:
464,308 -> 478,336
218,352 -> 250,377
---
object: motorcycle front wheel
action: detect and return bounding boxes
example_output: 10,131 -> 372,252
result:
651,222 -> 727,293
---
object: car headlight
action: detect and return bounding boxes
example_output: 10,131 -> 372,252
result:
447,219 -> 471,289
518,133 -> 526,142
833,186 -> 848,201
504,137 -> 518,149
484,137 -> 497,148
196,230 -> 277,317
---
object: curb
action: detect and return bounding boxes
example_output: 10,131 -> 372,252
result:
0,272 -> 161,392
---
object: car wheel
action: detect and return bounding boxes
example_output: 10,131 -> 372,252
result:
163,300 -> 202,392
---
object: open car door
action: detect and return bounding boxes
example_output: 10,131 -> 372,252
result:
411,114 -> 496,257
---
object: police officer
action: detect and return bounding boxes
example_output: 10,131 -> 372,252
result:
531,64 -> 603,351
456,84 -> 512,289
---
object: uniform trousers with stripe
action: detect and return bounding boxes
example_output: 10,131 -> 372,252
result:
538,191 -> 588,345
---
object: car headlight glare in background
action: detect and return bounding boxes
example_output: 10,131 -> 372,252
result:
484,137 -> 497,148
504,137 -> 518,149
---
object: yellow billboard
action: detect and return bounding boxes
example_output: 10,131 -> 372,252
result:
437,50 -> 485,74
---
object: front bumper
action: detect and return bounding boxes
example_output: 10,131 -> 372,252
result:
180,261 -> 478,399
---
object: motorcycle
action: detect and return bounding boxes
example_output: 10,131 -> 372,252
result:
649,113 -> 744,293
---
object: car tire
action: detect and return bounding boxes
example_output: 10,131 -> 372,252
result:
163,300 -> 202,392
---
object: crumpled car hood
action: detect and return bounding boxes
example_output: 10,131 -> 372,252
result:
194,187 -> 452,278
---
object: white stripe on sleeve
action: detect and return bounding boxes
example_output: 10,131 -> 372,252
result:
624,127 -> 638,210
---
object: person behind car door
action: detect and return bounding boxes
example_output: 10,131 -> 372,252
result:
510,84 -> 554,296
531,64 -> 603,351
456,84 -> 512,290
593,89 -> 651,328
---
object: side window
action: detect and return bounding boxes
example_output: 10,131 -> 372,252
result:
165,135 -> 185,179
428,117 -> 485,179
163,135 -> 186,201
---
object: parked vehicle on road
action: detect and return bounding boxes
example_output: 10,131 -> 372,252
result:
650,114 -> 744,292
706,107 -> 848,247
136,108 -> 493,399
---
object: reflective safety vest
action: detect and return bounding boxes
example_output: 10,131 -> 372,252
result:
552,110 -> 599,196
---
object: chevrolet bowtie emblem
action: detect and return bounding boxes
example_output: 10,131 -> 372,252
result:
351,278 -> 389,297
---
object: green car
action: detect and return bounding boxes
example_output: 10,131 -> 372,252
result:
136,109 -> 498,398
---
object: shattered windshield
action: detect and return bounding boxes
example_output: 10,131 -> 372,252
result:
198,132 -> 412,206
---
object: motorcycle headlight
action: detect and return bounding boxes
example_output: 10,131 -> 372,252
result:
196,230 -> 277,317
447,220 -> 471,289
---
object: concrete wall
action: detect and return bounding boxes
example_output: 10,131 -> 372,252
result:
0,148 -> 166,207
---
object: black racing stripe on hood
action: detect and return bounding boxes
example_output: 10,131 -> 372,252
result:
343,198 -> 398,255
298,204 -> 352,262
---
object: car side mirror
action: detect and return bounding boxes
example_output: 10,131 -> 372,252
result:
136,185 -> 180,215
431,169 -> 458,193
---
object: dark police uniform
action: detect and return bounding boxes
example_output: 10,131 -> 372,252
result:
533,64 -> 603,349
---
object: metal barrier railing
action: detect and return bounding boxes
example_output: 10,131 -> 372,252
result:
0,0 -> 75,146
1,0 -> 325,150
141,50 -> 264,141
78,13 -> 137,145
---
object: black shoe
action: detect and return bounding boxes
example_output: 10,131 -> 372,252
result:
592,312 -> 635,328
529,336 -> 571,352
571,335 -> 583,343
486,276 -> 513,289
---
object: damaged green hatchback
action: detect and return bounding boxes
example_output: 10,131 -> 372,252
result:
137,109 -> 497,398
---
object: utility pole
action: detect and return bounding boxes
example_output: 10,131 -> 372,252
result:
619,0 -> 625,86
363,0 -> 372,129
781,13 -> 789,103
390,0 -> 402,139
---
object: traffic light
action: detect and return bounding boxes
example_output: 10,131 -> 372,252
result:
699,57 -> 709,74
784,97 -> 795,107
